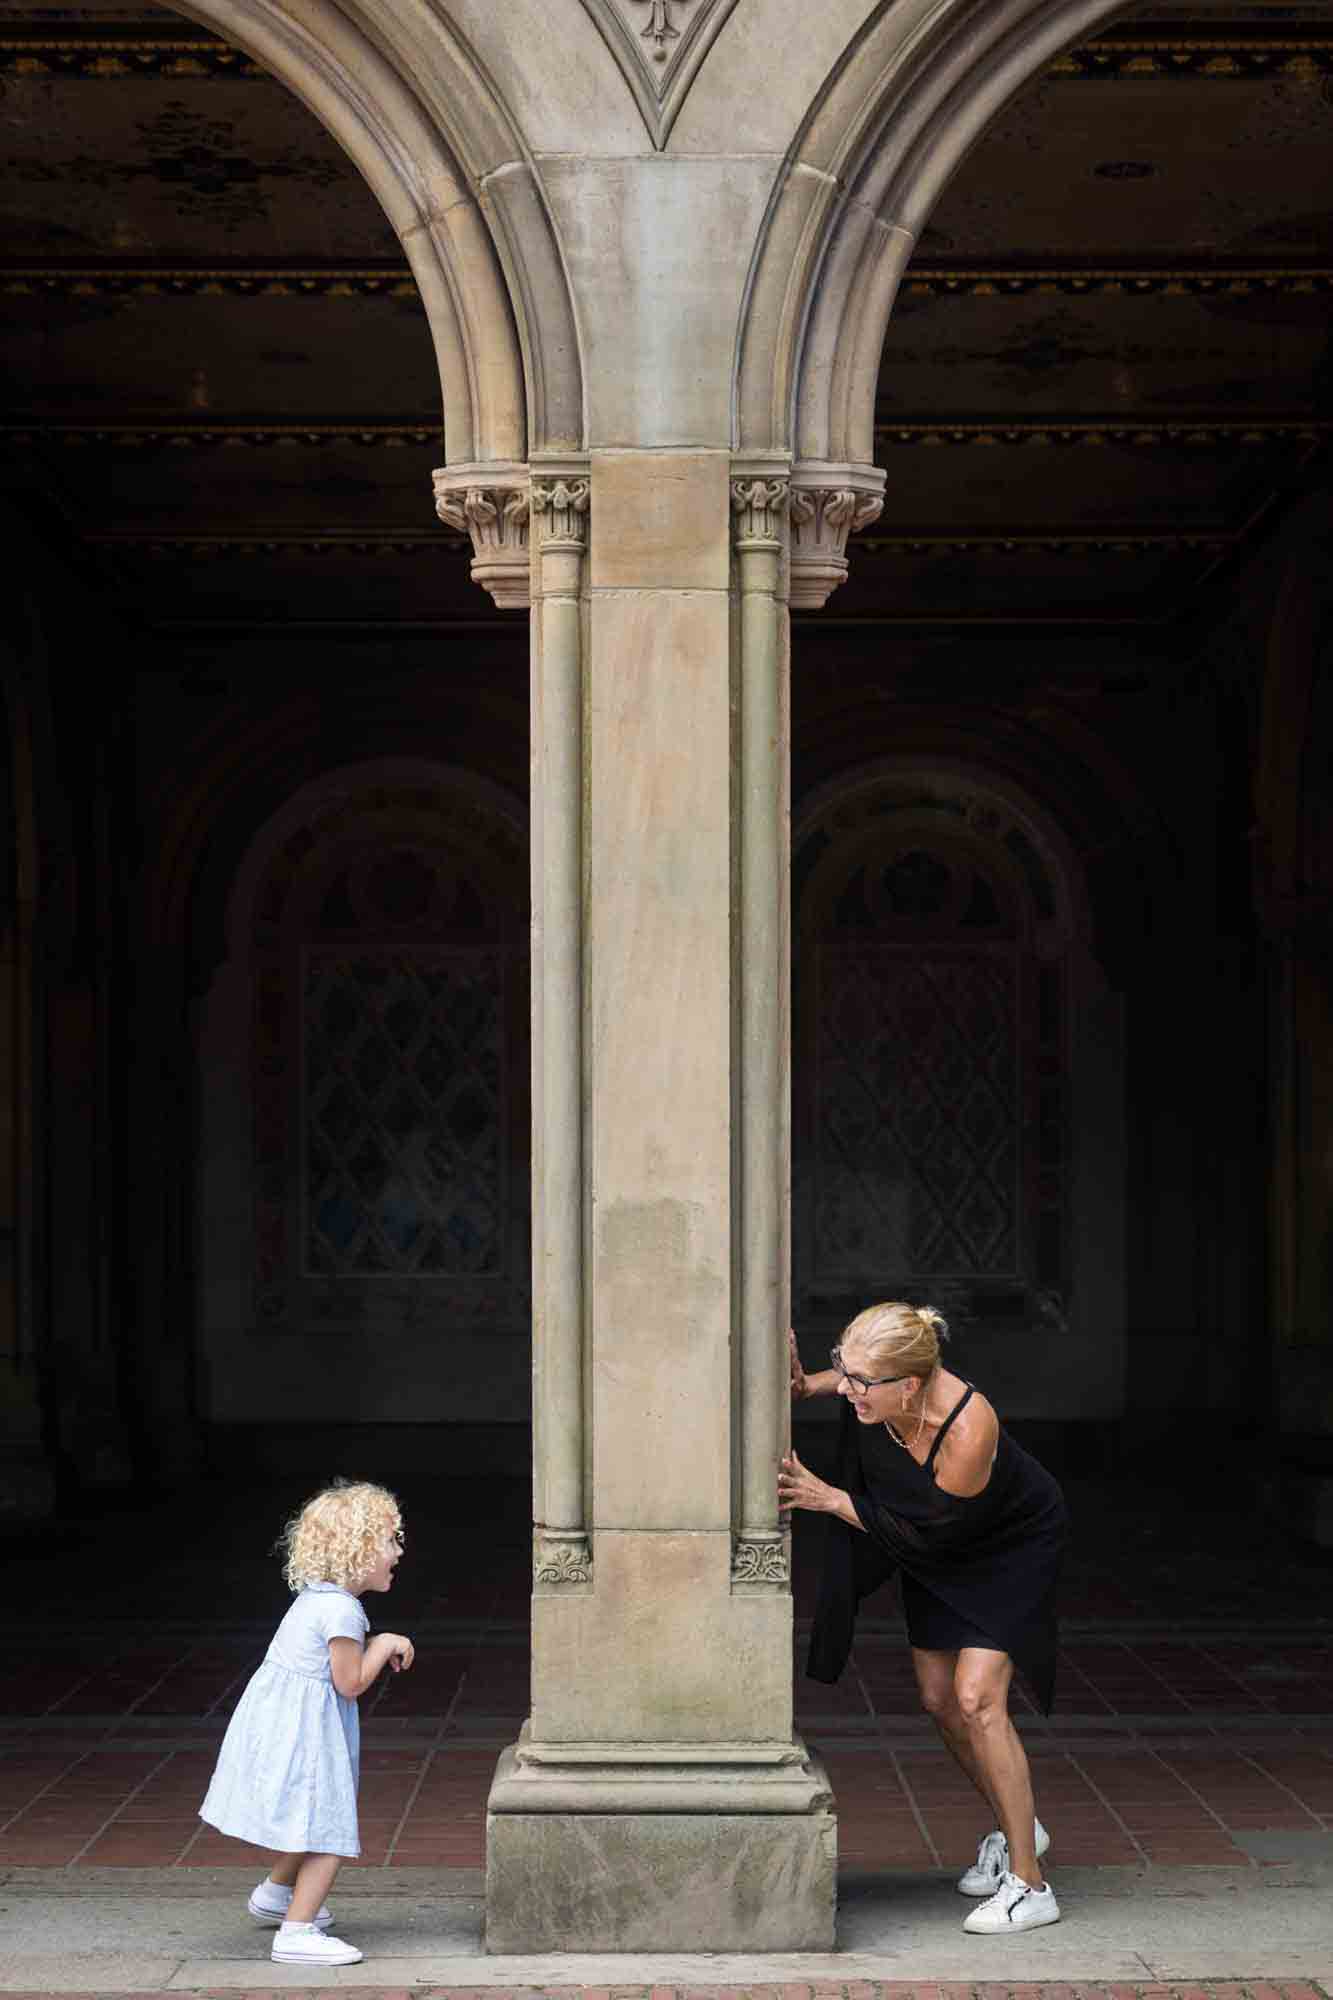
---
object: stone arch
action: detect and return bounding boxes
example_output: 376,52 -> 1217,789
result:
791,754 -> 1126,1426
736,0 -> 1129,462
169,0 -> 583,460
196,757 -> 532,1433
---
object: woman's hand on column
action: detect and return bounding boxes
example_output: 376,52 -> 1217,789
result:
788,1328 -> 808,1401
778,1448 -> 838,1515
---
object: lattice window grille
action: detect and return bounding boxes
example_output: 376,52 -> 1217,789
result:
303,948 -> 505,1279
814,943 -> 1023,1284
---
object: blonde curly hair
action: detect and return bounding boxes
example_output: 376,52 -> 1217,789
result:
278,1479 -> 403,1593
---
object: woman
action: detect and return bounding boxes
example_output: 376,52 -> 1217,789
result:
779,1300 -> 1068,1935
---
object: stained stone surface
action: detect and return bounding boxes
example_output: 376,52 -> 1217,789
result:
484,1808 -> 838,1953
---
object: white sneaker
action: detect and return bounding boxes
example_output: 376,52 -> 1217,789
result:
957,1817 -> 1050,1895
247,1880 -> 334,1929
271,1921 -> 363,1965
962,1869 -> 1060,1934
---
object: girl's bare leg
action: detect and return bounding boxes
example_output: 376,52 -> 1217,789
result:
267,1852 -> 303,1890
288,1852 -> 342,1923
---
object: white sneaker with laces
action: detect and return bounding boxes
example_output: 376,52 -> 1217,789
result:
247,1879 -> 334,1929
957,1817 -> 1049,1895
962,1869 -> 1060,1934
270,1920 -> 363,1965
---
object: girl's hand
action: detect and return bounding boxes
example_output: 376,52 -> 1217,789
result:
384,1634 -> 415,1672
788,1328 -> 808,1401
777,1448 -> 836,1514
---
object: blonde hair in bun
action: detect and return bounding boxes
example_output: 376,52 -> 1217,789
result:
840,1300 -> 948,1381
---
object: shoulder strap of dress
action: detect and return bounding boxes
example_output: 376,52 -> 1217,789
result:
925,1382 -> 975,1469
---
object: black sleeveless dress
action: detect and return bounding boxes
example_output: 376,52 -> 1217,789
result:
806,1382 -> 1069,1713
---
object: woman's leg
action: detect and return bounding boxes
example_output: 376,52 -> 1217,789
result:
288,1851 -> 343,1923
910,1646 -> 1000,1815
952,1648 -> 1041,1886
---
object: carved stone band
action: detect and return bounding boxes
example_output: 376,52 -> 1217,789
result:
731,1534 -> 788,1585
789,463 -> 887,609
534,1530 -> 592,1586
432,461 -> 531,609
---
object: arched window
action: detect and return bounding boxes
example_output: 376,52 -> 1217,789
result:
793,767 -> 1086,1346
197,762 -> 529,1424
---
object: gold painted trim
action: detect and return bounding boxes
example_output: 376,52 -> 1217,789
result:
7,260 -> 1329,302
3,420 -> 442,447
85,530 -> 468,555
0,264 -> 415,298
857,530 -> 1233,555
82,526 -> 1229,559
2,416 -> 1321,452
903,264 -> 1333,299
873,418 -> 1332,447
4,22 -> 1331,82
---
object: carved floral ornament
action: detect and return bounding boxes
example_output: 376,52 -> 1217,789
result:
533,1531 -> 592,1586
432,463 -> 531,611
432,460 -> 885,612
789,469 -> 887,611
530,476 -> 591,547
730,477 -> 788,547
432,464 -> 595,609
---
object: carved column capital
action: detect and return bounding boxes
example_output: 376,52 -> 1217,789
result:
531,471 -> 591,551
730,472 -> 789,549
432,460 -> 531,609
789,461 -> 886,609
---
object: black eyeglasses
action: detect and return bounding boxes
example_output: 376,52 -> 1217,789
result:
830,1345 -> 911,1395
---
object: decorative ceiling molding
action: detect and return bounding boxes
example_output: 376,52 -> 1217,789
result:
0,28 -> 263,77
8,258 -> 1331,302
1,262 -> 415,299
573,0 -> 742,147
857,530 -> 1233,556
873,418 -> 1332,448
80,527 -> 1230,560
85,530 -> 467,556
5,20 -> 1331,86
1051,29 -> 1333,79
2,416 -> 1324,452
3,421 -> 442,448
902,261 -> 1333,300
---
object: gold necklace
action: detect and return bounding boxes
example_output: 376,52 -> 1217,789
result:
884,1399 -> 929,1452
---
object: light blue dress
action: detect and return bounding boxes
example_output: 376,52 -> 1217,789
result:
200,1582 -> 369,1857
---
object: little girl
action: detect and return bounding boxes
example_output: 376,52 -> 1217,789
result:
199,1478 -> 415,1966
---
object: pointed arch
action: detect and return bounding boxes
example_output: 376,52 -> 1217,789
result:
173,0 -> 583,460
736,0 -> 1128,464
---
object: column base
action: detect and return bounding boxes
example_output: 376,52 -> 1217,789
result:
485,1732 -> 836,1951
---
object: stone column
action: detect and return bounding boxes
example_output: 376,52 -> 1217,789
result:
731,466 -> 791,1588
528,463 -> 592,1586
484,451 -> 834,1954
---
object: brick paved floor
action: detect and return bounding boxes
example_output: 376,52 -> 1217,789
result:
3,1474 -> 1331,1878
